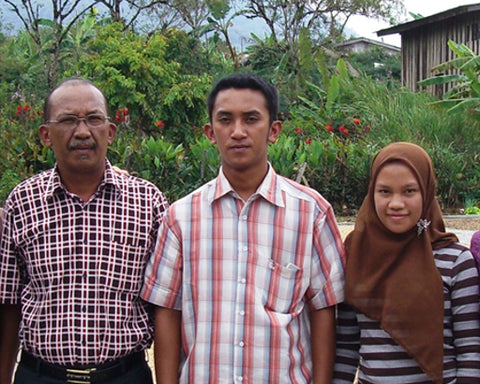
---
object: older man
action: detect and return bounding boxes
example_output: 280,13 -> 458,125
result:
0,78 -> 168,384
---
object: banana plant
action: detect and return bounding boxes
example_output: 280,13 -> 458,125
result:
418,40 -> 480,116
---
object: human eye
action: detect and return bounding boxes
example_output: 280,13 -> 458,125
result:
57,116 -> 78,127
86,114 -> 106,126
405,187 -> 419,195
375,188 -> 390,195
217,116 -> 230,124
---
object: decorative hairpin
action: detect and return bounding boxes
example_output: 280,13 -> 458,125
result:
416,218 -> 431,237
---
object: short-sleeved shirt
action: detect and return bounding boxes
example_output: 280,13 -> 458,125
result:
141,165 -> 345,383
0,160 -> 168,365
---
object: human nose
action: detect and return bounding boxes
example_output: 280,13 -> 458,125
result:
231,119 -> 247,138
73,118 -> 92,137
388,193 -> 405,209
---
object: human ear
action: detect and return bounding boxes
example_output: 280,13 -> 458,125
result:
204,123 -> 216,144
38,125 -> 53,147
268,121 -> 282,143
107,122 -> 117,145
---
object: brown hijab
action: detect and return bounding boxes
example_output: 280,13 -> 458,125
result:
344,142 -> 458,384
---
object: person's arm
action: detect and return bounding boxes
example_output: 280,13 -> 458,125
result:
0,304 -> 21,384
450,249 -> 480,382
154,306 -> 181,384
310,306 -> 335,384
332,303 -> 360,384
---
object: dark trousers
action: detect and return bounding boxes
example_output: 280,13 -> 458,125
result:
14,354 -> 154,384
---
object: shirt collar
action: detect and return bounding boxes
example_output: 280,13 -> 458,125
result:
211,163 -> 285,207
44,159 -> 119,201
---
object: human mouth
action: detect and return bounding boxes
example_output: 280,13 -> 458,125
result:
387,214 -> 408,221
229,144 -> 249,151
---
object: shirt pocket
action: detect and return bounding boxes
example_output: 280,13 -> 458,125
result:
255,256 -> 307,314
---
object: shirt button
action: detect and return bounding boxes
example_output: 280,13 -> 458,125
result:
239,341 -> 245,347
239,310 -> 245,316
242,215 -> 247,220
239,278 -> 246,284
237,376 -> 243,382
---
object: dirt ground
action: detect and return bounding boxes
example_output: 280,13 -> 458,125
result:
337,215 -> 480,239
443,217 -> 480,231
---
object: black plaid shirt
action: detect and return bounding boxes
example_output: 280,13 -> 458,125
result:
0,160 -> 168,365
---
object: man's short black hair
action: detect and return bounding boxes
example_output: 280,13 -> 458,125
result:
207,73 -> 278,124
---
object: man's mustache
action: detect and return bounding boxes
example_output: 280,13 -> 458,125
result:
68,140 -> 96,150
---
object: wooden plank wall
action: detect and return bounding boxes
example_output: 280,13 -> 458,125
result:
401,12 -> 480,97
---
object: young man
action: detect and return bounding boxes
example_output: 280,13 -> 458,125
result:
141,73 -> 346,383
0,78 -> 168,384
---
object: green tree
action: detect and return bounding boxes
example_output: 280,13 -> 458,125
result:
242,0 -> 404,47
4,0 -> 96,87
69,22 -> 212,144
96,0 -> 168,29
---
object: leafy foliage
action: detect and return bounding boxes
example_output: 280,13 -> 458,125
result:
68,22 -> 213,144
418,40 -> 480,117
1,8 -> 479,215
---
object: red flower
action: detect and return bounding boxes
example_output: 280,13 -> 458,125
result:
305,138 -> 312,144
325,124 -> 333,132
342,128 -> 349,135
294,127 -> 302,134
353,118 -> 361,124
121,107 -> 129,115
365,125 -> 371,132
23,104 -> 30,111
29,114 -> 34,119
338,125 -> 345,133
156,120 -> 165,128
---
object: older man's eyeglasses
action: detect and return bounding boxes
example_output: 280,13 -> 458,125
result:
47,114 -> 109,129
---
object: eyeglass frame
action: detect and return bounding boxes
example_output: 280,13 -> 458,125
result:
46,113 -> 111,129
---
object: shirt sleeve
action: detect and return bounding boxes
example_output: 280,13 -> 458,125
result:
0,199 -> 21,304
141,209 -> 183,310
308,205 -> 346,309
451,248 -> 480,381
333,302 -> 360,383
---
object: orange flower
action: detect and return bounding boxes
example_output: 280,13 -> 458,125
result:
325,124 -> 333,132
294,127 -> 302,134
156,120 -> 165,128
353,118 -> 361,124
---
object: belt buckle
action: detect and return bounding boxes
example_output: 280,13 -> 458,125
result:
66,367 -> 97,383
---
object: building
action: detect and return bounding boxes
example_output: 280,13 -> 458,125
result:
377,3 -> 480,95
335,37 -> 400,55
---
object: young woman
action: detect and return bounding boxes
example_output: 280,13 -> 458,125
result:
333,142 -> 480,383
